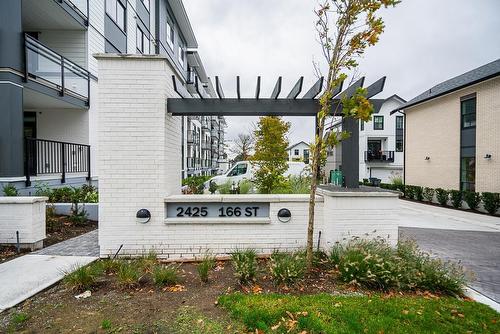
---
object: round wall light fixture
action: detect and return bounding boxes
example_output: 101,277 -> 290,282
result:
136,209 -> 151,224
277,208 -> 291,223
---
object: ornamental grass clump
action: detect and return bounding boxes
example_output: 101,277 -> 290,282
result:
231,249 -> 258,284
117,262 -> 140,288
63,262 -> 103,291
153,264 -> 180,287
197,254 -> 216,283
330,238 -> 468,295
269,251 -> 306,286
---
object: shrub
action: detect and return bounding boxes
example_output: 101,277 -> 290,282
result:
423,187 -> 434,202
449,190 -> 463,209
414,186 -> 424,201
153,265 -> 179,287
404,185 -> 415,199
197,254 -> 216,283
269,251 -> 306,286
435,188 -> 449,206
231,249 -> 258,284
463,191 -> 481,211
331,238 -> 468,294
117,262 -> 140,288
482,192 -> 500,215
217,181 -> 232,194
63,262 -> 103,291
182,175 -> 211,194
2,184 -> 18,196
239,180 -> 253,194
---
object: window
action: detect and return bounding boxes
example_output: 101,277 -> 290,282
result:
294,149 -> 300,155
461,96 -> 476,129
396,139 -> 403,152
460,157 -> 475,191
178,44 -> 185,66
373,116 -> 384,130
106,0 -> 126,31
228,163 -> 247,177
360,121 -> 364,131
136,26 -> 149,54
166,19 -> 174,49
396,116 -> 404,129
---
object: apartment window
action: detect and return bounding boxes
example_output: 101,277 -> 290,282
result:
178,44 -> 185,66
360,121 -> 364,131
166,19 -> 174,50
396,139 -> 403,152
461,95 -> 476,129
396,116 -> 404,129
106,0 -> 126,31
460,157 -> 475,191
373,116 -> 384,130
136,26 -> 149,54
294,149 -> 300,155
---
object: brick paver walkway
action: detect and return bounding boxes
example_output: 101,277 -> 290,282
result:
34,230 -> 99,257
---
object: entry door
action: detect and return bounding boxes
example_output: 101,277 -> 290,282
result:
24,112 -> 37,175
367,140 -> 382,159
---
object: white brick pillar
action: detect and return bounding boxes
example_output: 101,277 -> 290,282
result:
95,54 -> 181,257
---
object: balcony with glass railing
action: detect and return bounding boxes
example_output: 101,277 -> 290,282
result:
24,34 -> 90,105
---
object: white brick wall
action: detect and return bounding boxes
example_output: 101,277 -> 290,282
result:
96,55 -> 401,260
0,197 -> 47,249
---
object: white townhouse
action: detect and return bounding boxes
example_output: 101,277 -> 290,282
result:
287,141 -> 310,164
0,0 -> 226,194
325,95 -> 406,183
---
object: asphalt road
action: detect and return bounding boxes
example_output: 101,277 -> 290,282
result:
400,226 -> 500,303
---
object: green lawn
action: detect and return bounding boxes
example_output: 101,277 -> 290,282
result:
219,293 -> 500,333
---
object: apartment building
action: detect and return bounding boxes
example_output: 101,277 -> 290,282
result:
392,58 -> 500,192
0,0 -> 225,194
287,141 -> 310,164
325,95 -> 406,183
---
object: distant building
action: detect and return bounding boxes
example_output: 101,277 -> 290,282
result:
392,58 -> 500,192
287,141 -> 310,164
325,95 -> 406,183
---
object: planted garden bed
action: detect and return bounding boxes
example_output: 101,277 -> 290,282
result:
1,239 -> 497,333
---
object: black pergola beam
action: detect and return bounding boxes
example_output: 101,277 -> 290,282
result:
215,76 -> 224,99
335,76 -> 365,99
255,76 -> 261,99
271,76 -> 282,99
365,76 -> 386,98
302,77 -> 324,99
236,76 -> 241,99
287,76 -> 304,99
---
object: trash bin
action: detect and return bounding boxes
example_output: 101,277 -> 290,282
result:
369,177 -> 381,187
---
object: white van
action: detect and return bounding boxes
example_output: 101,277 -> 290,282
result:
205,161 -> 308,190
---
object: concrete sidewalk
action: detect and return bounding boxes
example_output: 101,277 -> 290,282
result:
0,230 -> 99,313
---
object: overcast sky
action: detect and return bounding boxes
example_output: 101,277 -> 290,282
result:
183,0 -> 500,156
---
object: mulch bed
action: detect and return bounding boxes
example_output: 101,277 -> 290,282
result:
0,216 -> 97,264
400,198 -> 500,217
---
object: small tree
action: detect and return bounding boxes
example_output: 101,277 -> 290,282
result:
306,0 -> 400,269
252,116 -> 291,194
230,133 -> 254,162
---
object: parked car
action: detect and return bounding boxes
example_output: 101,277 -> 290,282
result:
204,161 -> 308,191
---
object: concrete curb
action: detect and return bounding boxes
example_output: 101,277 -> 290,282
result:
464,286 -> 500,312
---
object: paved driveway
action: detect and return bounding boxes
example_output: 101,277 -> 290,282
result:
398,200 -> 500,303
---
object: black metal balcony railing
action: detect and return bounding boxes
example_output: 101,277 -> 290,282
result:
201,141 -> 211,150
25,138 -> 91,186
186,157 -> 195,169
24,34 -> 90,104
364,150 -> 395,163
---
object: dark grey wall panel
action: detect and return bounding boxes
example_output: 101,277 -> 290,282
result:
341,118 -> 360,188
0,83 -> 24,177
105,16 -> 127,53
136,0 -> 150,32
0,0 -> 23,71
